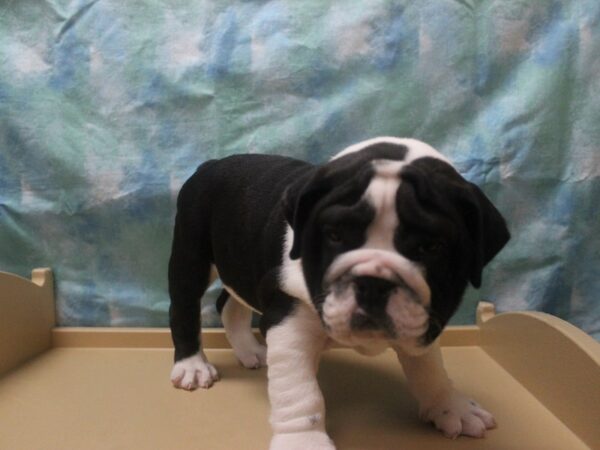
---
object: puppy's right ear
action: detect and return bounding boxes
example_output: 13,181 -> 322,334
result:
283,170 -> 330,260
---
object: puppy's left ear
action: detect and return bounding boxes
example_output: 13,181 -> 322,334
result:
462,183 -> 510,288
282,169 -> 330,260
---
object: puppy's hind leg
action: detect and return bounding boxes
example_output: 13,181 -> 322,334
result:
219,291 -> 267,369
168,208 -> 219,390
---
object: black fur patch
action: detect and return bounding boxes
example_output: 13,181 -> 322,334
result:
396,157 -> 510,344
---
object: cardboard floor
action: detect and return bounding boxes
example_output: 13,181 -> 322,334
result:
1,269 -> 598,450
0,346 -> 589,450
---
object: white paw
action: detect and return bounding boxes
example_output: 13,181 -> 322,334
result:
421,390 -> 496,439
234,343 -> 267,369
170,352 -> 220,390
270,431 -> 335,450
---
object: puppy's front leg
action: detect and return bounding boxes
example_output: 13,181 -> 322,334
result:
266,302 -> 335,450
396,341 -> 496,439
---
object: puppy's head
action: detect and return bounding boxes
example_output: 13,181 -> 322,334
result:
284,138 -> 510,355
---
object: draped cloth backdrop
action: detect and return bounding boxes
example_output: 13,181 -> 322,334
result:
0,0 -> 599,339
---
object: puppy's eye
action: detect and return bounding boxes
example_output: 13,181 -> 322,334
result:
418,241 -> 446,255
324,228 -> 342,244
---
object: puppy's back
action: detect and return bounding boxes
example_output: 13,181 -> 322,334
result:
175,154 -> 312,305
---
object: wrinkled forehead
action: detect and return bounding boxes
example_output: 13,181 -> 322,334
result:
319,138 -> 460,237
326,137 -> 452,210
314,138 -> 459,229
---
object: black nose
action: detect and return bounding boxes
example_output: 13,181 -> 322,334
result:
353,276 -> 396,302
352,276 -> 397,334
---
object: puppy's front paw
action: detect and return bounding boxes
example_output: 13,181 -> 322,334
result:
270,431 -> 335,450
170,353 -> 219,390
421,390 -> 496,439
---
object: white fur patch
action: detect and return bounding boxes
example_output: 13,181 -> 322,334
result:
266,303 -> 329,440
331,136 -> 451,165
362,163 -> 401,251
321,282 -> 358,340
270,430 -> 334,450
386,292 -> 429,338
279,225 -> 312,306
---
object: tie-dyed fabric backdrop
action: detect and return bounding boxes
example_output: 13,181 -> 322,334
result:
1,0 -> 599,339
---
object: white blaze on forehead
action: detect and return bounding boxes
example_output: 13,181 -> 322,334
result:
333,136 -> 452,277
331,136 -> 452,166
363,160 -> 402,251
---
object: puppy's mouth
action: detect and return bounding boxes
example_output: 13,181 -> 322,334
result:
350,309 -> 379,330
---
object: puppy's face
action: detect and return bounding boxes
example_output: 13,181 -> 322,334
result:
284,139 -> 510,355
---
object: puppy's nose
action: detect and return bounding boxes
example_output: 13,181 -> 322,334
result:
353,276 -> 396,301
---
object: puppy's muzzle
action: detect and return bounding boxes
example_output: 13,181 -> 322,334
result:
325,249 -> 431,307
322,249 -> 431,346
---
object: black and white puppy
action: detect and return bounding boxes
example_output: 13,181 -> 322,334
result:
168,137 -> 510,450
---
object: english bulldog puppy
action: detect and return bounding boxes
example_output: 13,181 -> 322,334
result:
168,137 -> 510,449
